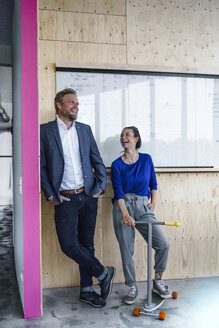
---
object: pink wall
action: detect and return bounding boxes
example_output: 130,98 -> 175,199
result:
21,0 -> 41,318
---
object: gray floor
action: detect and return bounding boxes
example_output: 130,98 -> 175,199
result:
0,245 -> 219,328
0,206 -> 219,328
1,206 -> 219,327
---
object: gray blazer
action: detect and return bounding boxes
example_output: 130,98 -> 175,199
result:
40,119 -> 107,204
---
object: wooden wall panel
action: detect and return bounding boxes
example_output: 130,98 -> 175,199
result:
39,0 -> 219,288
127,0 -> 219,68
38,41 -> 126,123
42,172 -> 219,288
39,10 -> 126,44
156,172 -> 219,278
41,195 -> 80,288
39,0 -> 126,15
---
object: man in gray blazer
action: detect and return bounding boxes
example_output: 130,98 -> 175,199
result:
40,88 -> 115,308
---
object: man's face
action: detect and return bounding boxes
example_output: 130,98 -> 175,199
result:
57,94 -> 79,122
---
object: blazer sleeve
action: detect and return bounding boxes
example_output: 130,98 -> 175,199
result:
89,126 -> 107,192
40,125 -> 55,200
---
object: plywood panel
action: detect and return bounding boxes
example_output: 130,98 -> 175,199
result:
38,40 -> 126,123
38,42 -> 126,68
127,0 -> 219,68
42,172 -> 219,288
39,10 -> 126,44
156,172 -> 219,279
39,0 -> 126,15
104,173 -> 219,280
97,194 -> 127,284
39,0 -> 219,289
41,195 -> 80,288
41,191 -> 114,288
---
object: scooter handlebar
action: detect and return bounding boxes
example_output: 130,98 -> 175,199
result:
121,220 -> 180,227
165,221 -> 180,227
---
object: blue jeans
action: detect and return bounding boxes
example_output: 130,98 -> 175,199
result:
54,192 -> 104,288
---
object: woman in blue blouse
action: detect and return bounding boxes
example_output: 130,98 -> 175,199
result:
111,126 -> 171,305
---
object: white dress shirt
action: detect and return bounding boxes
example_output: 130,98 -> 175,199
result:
57,117 -> 84,190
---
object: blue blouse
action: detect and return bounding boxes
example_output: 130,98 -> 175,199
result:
111,153 -> 157,200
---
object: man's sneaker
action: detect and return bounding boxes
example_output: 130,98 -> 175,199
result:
99,266 -> 116,300
124,285 -> 138,305
153,279 -> 171,299
80,291 -> 106,308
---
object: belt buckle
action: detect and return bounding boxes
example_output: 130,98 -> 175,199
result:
74,188 -> 79,194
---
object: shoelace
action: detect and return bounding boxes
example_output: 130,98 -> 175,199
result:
128,286 -> 136,297
156,279 -> 167,292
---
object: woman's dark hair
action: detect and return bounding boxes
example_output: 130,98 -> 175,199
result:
122,126 -> 142,149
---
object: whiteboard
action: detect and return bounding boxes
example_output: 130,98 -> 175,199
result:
56,69 -> 219,168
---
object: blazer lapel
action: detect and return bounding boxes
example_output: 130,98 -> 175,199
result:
75,122 -> 83,159
51,120 -> 64,158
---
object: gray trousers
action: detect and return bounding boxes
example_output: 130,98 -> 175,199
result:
113,193 -> 170,286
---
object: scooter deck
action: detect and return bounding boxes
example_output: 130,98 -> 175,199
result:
143,292 -> 164,312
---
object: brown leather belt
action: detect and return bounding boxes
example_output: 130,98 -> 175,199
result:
60,187 -> 85,195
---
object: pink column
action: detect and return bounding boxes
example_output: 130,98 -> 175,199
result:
21,0 -> 41,318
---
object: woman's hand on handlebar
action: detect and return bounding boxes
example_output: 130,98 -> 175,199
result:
122,214 -> 135,227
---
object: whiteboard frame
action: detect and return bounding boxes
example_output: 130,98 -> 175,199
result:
56,63 -> 219,170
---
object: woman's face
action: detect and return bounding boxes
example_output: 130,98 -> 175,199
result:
120,128 -> 139,150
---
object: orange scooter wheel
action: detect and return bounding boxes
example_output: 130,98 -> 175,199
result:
172,291 -> 178,299
159,311 -> 166,320
133,308 -> 141,317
